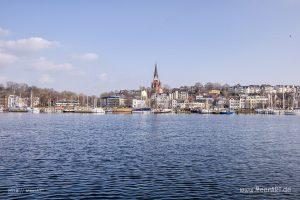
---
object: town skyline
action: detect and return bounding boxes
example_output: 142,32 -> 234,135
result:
1,0 -> 300,95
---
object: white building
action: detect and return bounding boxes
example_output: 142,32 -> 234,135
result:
229,98 -> 241,110
179,91 -> 189,101
245,95 -> 268,109
132,99 -> 147,109
245,86 -> 261,94
169,90 -> 179,100
8,95 -> 28,108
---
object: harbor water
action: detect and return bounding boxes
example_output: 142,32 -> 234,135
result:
0,113 -> 299,199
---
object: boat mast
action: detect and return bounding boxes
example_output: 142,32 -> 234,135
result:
94,97 -> 97,108
282,90 -> 285,110
86,95 -> 88,107
293,86 -> 296,109
271,94 -> 273,109
30,89 -> 33,108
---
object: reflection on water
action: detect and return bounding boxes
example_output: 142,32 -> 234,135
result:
0,114 -> 299,199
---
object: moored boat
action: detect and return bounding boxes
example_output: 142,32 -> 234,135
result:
220,109 -> 234,115
27,107 -> 40,113
63,109 -> 75,113
284,110 -> 296,115
113,108 -> 132,114
9,108 -> 28,112
273,109 -> 285,115
132,107 -> 151,114
92,107 -> 105,114
200,109 -> 212,114
152,108 -> 172,114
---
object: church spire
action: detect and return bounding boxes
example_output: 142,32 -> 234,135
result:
151,62 -> 162,94
154,63 -> 158,79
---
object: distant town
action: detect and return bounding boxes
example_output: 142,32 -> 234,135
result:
1,64 -> 300,115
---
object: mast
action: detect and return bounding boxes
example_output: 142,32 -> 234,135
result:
30,89 -> 33,108
94,98 -> 97,108
282,91 -> 285,109
270,94 -> 273,109
86,95 -> 88,107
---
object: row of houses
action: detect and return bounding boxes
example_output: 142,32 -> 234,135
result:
100,87 -> 299,111
0,95 -> 40,109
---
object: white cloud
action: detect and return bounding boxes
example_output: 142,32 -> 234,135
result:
98,73 -> 108,81
32,57 -> 73,71
71,70 -> 86,76
38,74 -> 53,84
0,37 -> 59,53
0,27 -> 10,36
73,53 -> 98,61
0,52 -> 18,67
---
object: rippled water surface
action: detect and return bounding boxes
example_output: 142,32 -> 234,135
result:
0,113 -> 299,199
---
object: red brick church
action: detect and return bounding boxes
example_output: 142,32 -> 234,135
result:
151,63 -> 163,94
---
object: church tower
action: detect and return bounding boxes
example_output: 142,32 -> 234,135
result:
151,63 -> 162,94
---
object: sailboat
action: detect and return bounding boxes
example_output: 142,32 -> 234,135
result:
273,92 -> 285,115
92,97 -> 105,114
27,89 -> 40,113
285,87 -> 298,115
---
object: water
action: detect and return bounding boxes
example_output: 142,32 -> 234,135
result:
0,113 -> 299,199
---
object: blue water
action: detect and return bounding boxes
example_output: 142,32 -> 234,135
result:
0,113 -> 299,199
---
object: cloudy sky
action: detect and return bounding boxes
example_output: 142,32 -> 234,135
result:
0,0 -> 300,95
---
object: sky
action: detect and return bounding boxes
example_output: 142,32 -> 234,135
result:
0,0 -> 300,95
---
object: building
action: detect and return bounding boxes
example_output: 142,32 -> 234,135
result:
101,96 -> 125,107
32,97 -> 40,107
55,99 -> 79,108
229,98 -> 240,110
132,99 -> 147,109
0,95 -> 8,109
179,91 -> 189,101
151,63 -> 162,94
209,89 -> 221,95
244,95 -> 268,109
169,90 -> 179,100
141,90 -> 148,100
7,95 -> 28,109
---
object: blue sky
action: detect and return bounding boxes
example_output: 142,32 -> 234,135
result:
0,0 -> 300,95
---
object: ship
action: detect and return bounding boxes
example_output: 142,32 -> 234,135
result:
219,109 -> 234,115
132,107 -> 151,114
112,108 -> 132,114
152,108 -> 172,114
8,108 -> 28,112
92,107 -> 105,114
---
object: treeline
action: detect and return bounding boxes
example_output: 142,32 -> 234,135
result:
0,81 -> 98,106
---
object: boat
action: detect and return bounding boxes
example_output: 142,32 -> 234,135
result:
92,107 -> 105,114
27,107 -> 40,113
9,108 -> 28,112
220,109 -> 234,115
63,109 -> 75,113
152,108 -> 172,114
255,108 -> 275,115
273,109 -> 285,115
132,108 -> 151,114
293,109 -> 300,115
200,109 -> 212,114
112,108 -> 132,114
284,110 -> 296,115
190,108 -> 201,114
29,107 -> 40,113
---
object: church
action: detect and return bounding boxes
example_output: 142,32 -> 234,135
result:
151,63 -> 163,94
